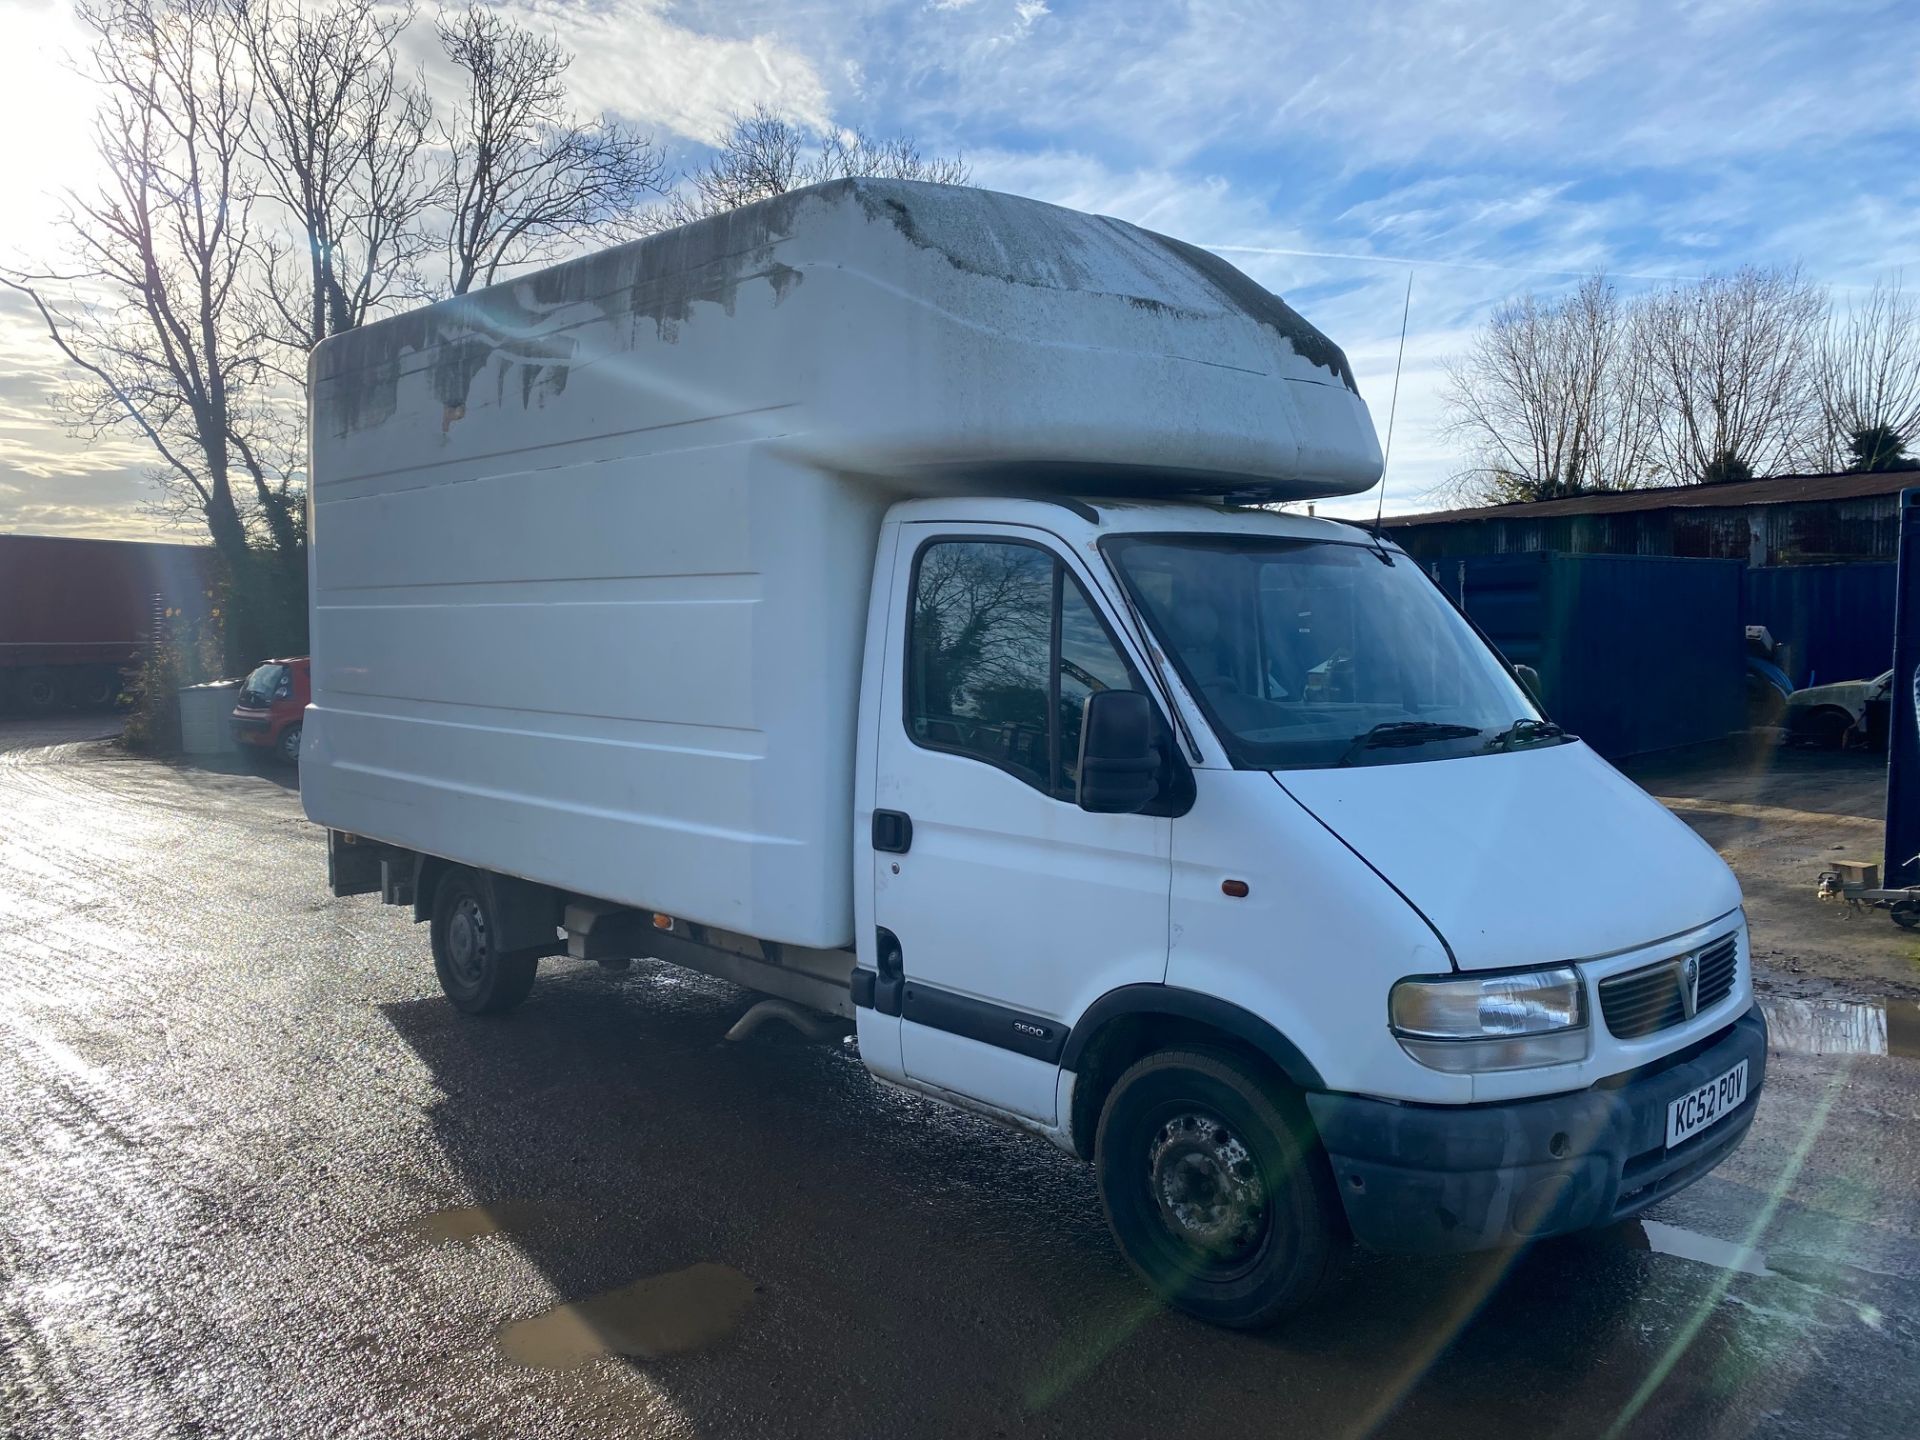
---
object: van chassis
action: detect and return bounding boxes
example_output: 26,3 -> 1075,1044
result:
328,830 -> 856,1019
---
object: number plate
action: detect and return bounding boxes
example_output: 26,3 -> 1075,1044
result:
1666,1059 -> 1749,1148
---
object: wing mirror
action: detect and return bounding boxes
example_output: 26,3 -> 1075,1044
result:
1078,690 -> 1160,814
1513,663 -> 1544,706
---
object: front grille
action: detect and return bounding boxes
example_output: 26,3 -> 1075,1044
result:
1696,935 -> 1738,1009
1598,934 -> 1739,1039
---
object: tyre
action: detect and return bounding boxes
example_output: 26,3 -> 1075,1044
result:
1801,707 -> 1856,750
11,667 -> 63,713
277,723 -> 303,766
1094,1045 -> 1342,1328
1891,901 -> 1920,930
71,666 -> 121,710
429,868 -> 539,1015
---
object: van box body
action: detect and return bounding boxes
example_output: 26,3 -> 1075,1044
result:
301,179 -> 1378,948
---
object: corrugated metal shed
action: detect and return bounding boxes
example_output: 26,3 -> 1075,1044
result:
1429,552 -> 1745,759
1388,471 -> 1907,566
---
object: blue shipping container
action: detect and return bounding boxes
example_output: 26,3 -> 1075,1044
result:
1427,552 -> 1746,760
1744,563 -> 1894,688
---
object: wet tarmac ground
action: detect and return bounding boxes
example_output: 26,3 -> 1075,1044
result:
2,716 -> 1917,1440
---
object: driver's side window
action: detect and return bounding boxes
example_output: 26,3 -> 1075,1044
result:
905,538 -> 1139,800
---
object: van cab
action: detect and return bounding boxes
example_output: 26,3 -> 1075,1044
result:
848,498 -> 1762,1320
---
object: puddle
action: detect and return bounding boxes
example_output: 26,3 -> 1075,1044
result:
1641,1220 -> 1772,1277
1760,996 -> 1920,1059
496,1263 -> 755,1370
405,1201 -> 545,1245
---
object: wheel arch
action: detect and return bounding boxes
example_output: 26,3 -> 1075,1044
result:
1062,986 -> 1325,1161
1795,703 -> 1862,738
410,857 -> 563,953
411,853 -> 451,924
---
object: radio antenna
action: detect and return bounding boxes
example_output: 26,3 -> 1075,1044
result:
1372,269 -> 1414,533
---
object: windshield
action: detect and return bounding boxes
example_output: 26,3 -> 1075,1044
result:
240,664 -> 288,704
1106,533 -> 1541,769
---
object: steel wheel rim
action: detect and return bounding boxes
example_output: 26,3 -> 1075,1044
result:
446,896 -> 490,987
1145,1107 -> 1270,1275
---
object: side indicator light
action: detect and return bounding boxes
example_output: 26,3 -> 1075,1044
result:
651,912 -> 674,930
1221,879 -> 1250,898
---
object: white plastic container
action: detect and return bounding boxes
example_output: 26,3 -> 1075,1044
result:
177,680 -> 241,756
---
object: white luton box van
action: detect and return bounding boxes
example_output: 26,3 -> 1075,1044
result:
304,179 -> 1765,1327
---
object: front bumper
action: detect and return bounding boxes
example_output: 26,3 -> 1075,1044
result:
231,710 -> 274,746
1307,1006 -> 1767,1254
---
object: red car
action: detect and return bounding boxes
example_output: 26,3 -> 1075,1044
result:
231,656 -> 310,765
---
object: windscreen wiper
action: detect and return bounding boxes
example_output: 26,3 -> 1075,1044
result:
1335,721 -> 1483,767
1482,717 -> 1569,752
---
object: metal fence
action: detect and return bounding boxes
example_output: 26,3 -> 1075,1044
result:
1428,552 -> 1746,760
1745,562 -> 1895,688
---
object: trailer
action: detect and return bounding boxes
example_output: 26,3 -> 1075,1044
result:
0,533 -> 217,713
1815,859 -> 1920,926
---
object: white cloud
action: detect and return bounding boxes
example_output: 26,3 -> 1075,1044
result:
407,1 -> 834,146
0,1 -> 108,262
1012,1 -> 1049,34
862,0 -> 1920,174
0,286 -> 172,537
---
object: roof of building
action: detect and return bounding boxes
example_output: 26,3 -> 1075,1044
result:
1385,469 -> 1916,528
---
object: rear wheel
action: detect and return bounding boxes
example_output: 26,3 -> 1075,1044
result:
1095,1046 -> 1342,1328
71,666 -> 121,710
430,868 -> 538,1015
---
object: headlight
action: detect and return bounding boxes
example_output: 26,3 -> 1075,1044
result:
1390,966 -> 1588,1073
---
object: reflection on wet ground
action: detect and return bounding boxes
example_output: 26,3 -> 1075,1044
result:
404,1201 -> 546,1245
1638,1220 -> 1772,1277
1761,994 -> 1920,1058
496,1264 -> 756,1369
7,719 -> 1920,1439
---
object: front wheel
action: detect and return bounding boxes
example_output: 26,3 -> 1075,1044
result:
1095,1046 -> 1342,1328
430,868 -> 538,1015
277,723 -> 303,766
1801,707 -> 1857,749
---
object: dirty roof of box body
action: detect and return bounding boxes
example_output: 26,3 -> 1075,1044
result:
311,179 -> 1382,502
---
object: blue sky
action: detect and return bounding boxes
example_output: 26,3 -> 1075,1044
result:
2,0 -> 1917,535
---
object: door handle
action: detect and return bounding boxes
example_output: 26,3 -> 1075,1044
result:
872,809 -> 913,854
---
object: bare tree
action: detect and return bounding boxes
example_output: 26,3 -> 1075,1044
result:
1,0 -> 297,587
660,104 -> 970,227
1440,275 -> 1656,504
1814,278 -> 1920,471
821,130 -> 970,188
435,5 -> 667,295
239,0 -> 434,361
677,105 -> 806,217
1631,264 -> 1827,483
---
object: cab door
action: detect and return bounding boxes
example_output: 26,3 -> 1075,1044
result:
870,525 -> 1173,1121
